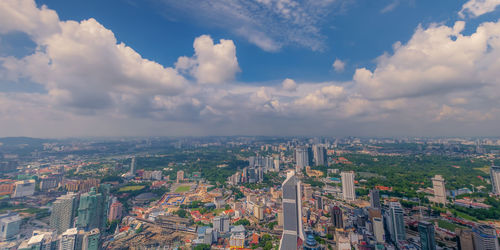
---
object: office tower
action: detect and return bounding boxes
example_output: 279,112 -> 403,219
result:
331,206 -> 343,229
108,201 -> 123,222
432,175 -> 447,204
176,170 -> 184,183
419,221 -> 436,250
274,158 -> 280,172
50,193 -> 78,234
60,228 -> 78,250
473,224 -> 500,250
76,188 -> 105,231
11,179 -> 35,198
313,145 -> 327,166
130,157 -> 136,175
303,184 -> 313,200
370,189 -> 381,209
279,171 -> 305,250
372,217 -> 385,243
491,165 -> 500,195
456,228 -> 475,250
315,195 -> 323,210
341,171 -> 356,201
213,215 -> 230,233
295,147 -> 309,171
254,203 -> 265,221
386,202 -> 406,243
82,228 -> 100,250
0,213 -> 21,240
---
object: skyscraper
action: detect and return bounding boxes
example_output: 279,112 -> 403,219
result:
432,175 -> 447,204
490,165 -> 500,195
341,171 -> 356,201
82,228 -> 100,250
0,213 -> 21,241
372,217 -> 385,243
213,215 -> 230,233
50,193 -> 78,234
108,201 -> 123,222
313,145 -> 327,166
177,170 -> 184,183
370,189 -> 381,209
279,171 -> 305,250
274,157 -> 280,172
386,202 -> 406,244
473,224 -> 500,250
419,221 -> 436,250
60,228 -> 78,250
76,188 -> 105,231
130,157 -> 136,175
295,147 -> 309,172
331,206 -> 343,229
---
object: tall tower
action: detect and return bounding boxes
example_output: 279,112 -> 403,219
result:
473,224 -> 500,250
431,175 -> 446,204
386,202 -> 406,244
60,228 -> 78,250
274,157 -> 280,172
50,193 -> 78,234
490,165 -> 500,195
418,221 -> 436,250
370,189 -> 381,209
130,157 -> 136,175
330,206 -> 343,229
295,147 -> 309,172
279,171 -> 305,250
341,171 -> 356,201
76,188 -> 105,231
313,145 -> 327,166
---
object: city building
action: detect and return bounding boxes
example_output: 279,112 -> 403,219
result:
82,228 -> 100,250
130,157 -> 136,175
18,231 -> 56,250
418,221 -> 436,250
254,203 -> 265,221
177,170 -> 184,183
0,213 -> 22,241
372,217 -> 385,243
274,157 -> 280,172
431,175 -> 447,204
303,233 -> 321,250
385,202 -> 406,243
213,215 -> 230,233
472,224 -> 499,250
295,147 -> 309,171
0,180 -> 14,196
491,165 -> 500,195
60,228 -> 79,250
76,187 -> 106,231
313,145 -> 327,166
229,233 -> 245,249
279,171 -> 305,250
108,201 -> 123,222
369,189 -> 381,209
40,176 -> 58,192
456,228 -> 475,250
331,206 -> 343,229
50,193 -> 78,234
341,171 -> 356,201
11,179 -> 35,198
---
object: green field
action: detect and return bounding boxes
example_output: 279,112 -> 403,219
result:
434,219 -> 466,231
474,166 -> 490,174
119,185 -> 145,192
175,185 -> 191,193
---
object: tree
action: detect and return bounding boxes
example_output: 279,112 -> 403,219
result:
194,244 -> 211,250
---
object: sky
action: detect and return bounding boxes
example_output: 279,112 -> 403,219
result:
1,0 -> 500,138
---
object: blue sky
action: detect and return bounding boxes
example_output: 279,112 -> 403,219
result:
1,0 -> 500,137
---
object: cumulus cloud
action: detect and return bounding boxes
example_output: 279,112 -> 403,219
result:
282,78 -> 297,91
175,35 -> 240,84
332,59 -> 345,72
459,0 -> 500,18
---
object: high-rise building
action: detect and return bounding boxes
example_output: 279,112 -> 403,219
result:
50,193 -> 78,234
130,157 -> 136,175
385,202 -> 406,244
254,203 -> 265,221
303,233 -> 321,250
0,213 -> 22,240
490,165 -> 500,195
60,228 -> 79,250
274,158 -> 280,172
295,147 -> 309,172
331,206 -> 343,229
279,171 -> 305,250
82,228 -> 100,250
313,145 -> 327,166
473,224 -> 499,250
370,189 -> 381,209
372,217 -> 385,243
456,228 -> 475,250
76,188 -> 105,231
107,201 -> 123,222
213,215 -> 230,233
432,175 -> 447,204
176,170 -> 184,183
11,179 -> 35,198
419,221 -> 436,250
315,195 -> 323,210
341,171 -> 356,201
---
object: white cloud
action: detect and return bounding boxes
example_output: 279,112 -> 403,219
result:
282,78 -> 297,91
176,35 -> 240,84
332,58 -> 345,72
459,0 -> 500,18
381,0 -> 400,14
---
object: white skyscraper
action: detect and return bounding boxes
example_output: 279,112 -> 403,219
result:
295,147 -> 309,172
130,157 -> 136,175
60,228 -> 78,250
274,158 -> 280,172
50,193 -> 78,234
313,145 -> 327,166
279,171 -> 305,250
432,175 -> 446,204
372,217 -> 385,243
341,171 -> 356,201
490,165 -> 500,195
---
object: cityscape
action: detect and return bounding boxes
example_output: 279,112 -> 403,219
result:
2,0 -> 500,249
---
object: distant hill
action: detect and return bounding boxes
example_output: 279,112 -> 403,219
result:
0,137 -> 53,146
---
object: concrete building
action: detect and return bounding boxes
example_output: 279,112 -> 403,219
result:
82,228 -> 100,250
295,147 -> 309,172
473,224 -> 499,250
369,189 -> 381,209
313,145 -> 327,166
0,213 -> 22,241
418,221 -> 436,250
491,165 -> 500,195
274,158 -> 280,172
456,228 -> 475,250
385,202 -> 406,243
59,228 -> 79,250
176,170 -> 184,183
341,171 -> 356,201
213,215 -> 230,233
432,175 -> 447,204
76,188 -> 105,231
12,179 -> 35,198
107,201 -> 123,222
331,206 -> 343,229
279,171 -> 305,250
50,193 -> 78,234
372,217 -> 385,243
130,157 -> 136,175
254,203 -> 265,221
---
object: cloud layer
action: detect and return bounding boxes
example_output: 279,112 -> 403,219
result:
1,0 -> 500,137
